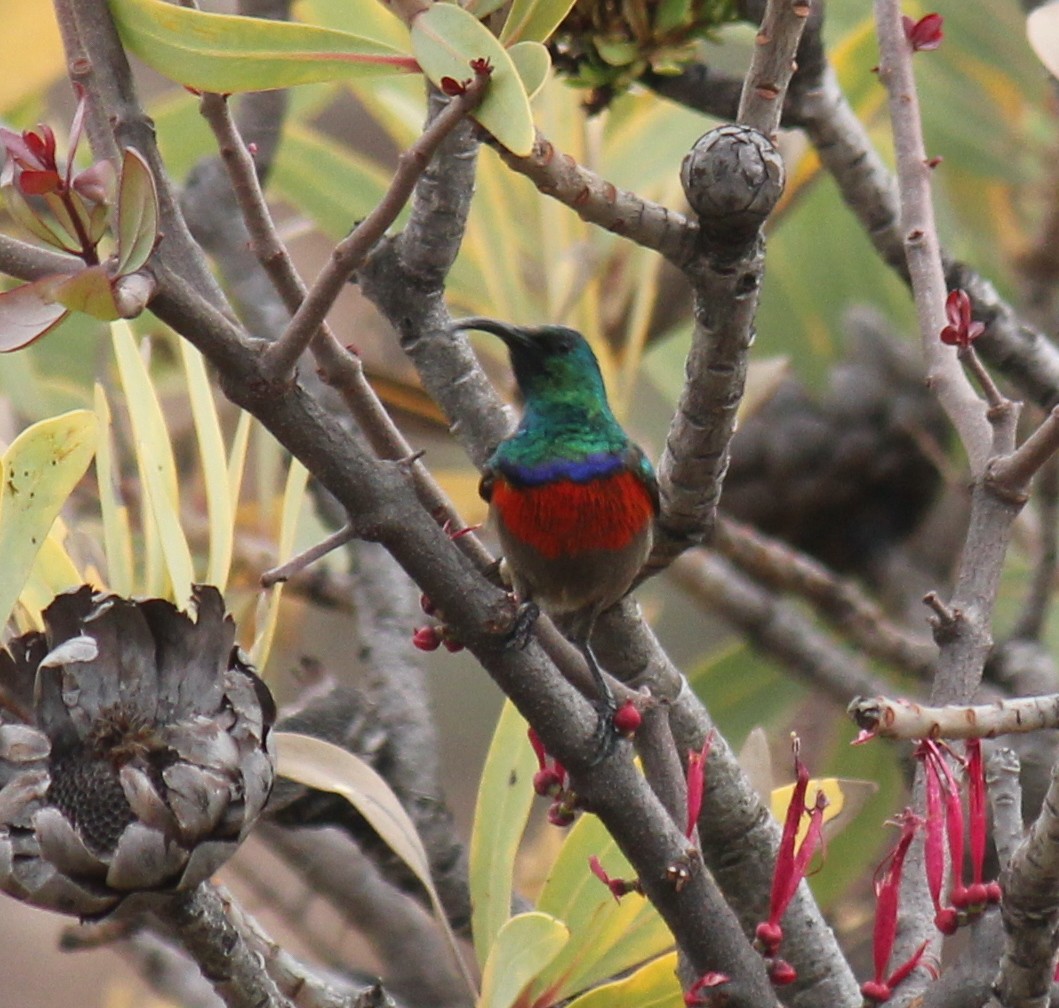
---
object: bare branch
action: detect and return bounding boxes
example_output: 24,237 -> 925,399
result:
995,761 -> 1059,1007
848,694 -> 1059,741
737,0 -> 812,136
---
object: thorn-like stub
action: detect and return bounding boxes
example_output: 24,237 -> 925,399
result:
680,125 -> 785,241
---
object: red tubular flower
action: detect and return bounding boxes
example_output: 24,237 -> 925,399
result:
685,731 -> 715,839
902,13 -> 944,52
528,726 -> 568,797
920,741 -> 959,934
940,289 -> 985,348
862,810 -> 924,1002
755,739 -> 827,964
588,855 -> 640,902
963,739 -> 991,907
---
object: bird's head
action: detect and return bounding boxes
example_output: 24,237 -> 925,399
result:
454,317 -> 607,406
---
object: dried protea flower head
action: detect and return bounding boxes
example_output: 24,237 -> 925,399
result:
0,585 -> 275,917
550,0 -> 739,112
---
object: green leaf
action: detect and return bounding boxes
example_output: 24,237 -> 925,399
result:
111,319 -> 190,600
92,384 -> 134,596
465,0 -> 511,17
469,700 -> 539,969
531,814 -> 672,1001
507,40 -> 551,100
499,0 -> 578,44
108,0 -> 417,93
0,409 -> 99,627
250,456 -> 307,672
179,340 -> 234,591
0,278 -> 71,352
479,912 -> 569,1008
115,148 -> 159,274
410,4 -> 534,156
565,952 -> 682,1008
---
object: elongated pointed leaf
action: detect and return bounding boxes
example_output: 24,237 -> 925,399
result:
93,384 -> 135,596
0,409 -> 99,627
116,148 -> 159,274
470,700 -> 539,969
108,0 -> 417,93
0,279 -> 71,351
275,731 -> 475,999
250,456 -> 307,671
565,952 -> 682,1008
532,813 -> 672,1001
410,4 -> 534,155
499,0 -> 578,44
480,912 -> 569,1008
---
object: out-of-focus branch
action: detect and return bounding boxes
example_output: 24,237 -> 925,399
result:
714,516 -> 936,679
874,0 -> 991,473
672,549 -> 893,700
995,761 -> 1059,1008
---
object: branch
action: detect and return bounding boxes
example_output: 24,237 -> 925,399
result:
873,0 -> 991,473
995,760 -> 1059,1007
163,884 -> 292,1008
260,74 -> 489,381
737,0 -> 811,136
848,694 -> 1059,741
714,516 -> 937,679
672,549 -> 894,700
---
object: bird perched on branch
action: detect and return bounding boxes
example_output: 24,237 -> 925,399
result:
454,317 -> 658,755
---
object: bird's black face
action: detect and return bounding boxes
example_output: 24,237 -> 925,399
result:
452,318 -> 605,402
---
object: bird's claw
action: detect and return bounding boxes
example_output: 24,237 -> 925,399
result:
587,697 -> 621,766
506,601 -> 540,650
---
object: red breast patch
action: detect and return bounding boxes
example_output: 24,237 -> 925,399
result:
491,470 -> 654,559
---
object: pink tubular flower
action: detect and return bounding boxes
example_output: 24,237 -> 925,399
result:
754,738 -> 827,966
684,972 -> 730,1006
902,13 -> 944,52
685,731 -> 715,839
940,289 -> 985,348
862,810 -> 926,1002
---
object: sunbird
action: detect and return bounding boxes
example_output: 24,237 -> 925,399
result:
455,318 -> 659,753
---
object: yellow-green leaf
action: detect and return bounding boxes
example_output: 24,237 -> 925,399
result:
499,0 -> 578,44
470,700 -> 539,969
93,384 -> 134,596
531,813 -> 672,1001
275,731 -> 477,1000
249,456 -> 307,672
507,40 -> 551,99
565,952 -> 682,1008
410,4 -> 534,155
108,0 -> 417,93
47,266 -> 119,321
111,320 -> 187,598
480,912 -> 569,1008
179,341 -> 234,591
0,409 -> 99,627
115,148 -> 159,275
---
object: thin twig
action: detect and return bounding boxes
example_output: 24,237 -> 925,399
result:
260,73 -> 489,381
260,524 -> 356,587
873,0 -> 991,474
1010,451 -> 1059,643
